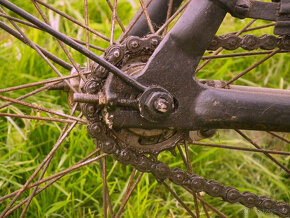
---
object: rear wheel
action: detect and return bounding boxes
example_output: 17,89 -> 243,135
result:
0,0 -> 289,217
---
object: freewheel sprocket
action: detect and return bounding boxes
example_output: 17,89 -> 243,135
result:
82,35 -> 186,155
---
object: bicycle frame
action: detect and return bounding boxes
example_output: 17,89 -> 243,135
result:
109,0 -> 290,132
1,0 -> 290,132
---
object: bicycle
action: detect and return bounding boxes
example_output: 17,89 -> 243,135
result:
0,0 -> 289,217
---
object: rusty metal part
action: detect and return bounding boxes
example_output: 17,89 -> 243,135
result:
77,34 -> 290,217
208,34 -> 290,51
85,35 -> 184,155
87,119 -> 290,217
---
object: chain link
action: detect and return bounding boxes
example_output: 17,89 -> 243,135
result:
87,121 -> 290,217
208,34 -> 290,51
81,35 -> 290,217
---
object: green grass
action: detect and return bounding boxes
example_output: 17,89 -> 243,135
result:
0,0 -> 289,217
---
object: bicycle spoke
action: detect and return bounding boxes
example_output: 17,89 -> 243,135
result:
191,141 -> 290,156
0,114 -> 82,217
0,82 -> 59,110
119,0 -> 153,42
195,193 -> 228,218
156,0 -> 190,35
32,0 -> 87,82
225,49 -> 281,86
184,142 -> 194,173
235,130 -> 290,174
163,182 -> 196,218
3,150 -> 105,216
71,37 -> 105,52
139,0 -> 155,33
115,171 -> 143,218
178,144 -> 200,218
0,20 -> 72,70
0,0 -> 146,91
0,72 -> 91,94
201,201 -> 210,218
100,157 -> 114,218
0,15 -> 104,52
5,176 -> 62,216
121,168 -> 137,203
182,143 -> 211,218
106,0 -> 125,32
183,186 -> 228,218
0,95 -> 87,124
267,131 -> 290,144
34,0 -> 110,42
0,148 -> 101,204
114,168 -> 137,217
195,19 -> 257,74
19,104 -> 79,217
0,8 -> 77,93
163,0 -> 174,35
177,145 -> 187,167
0,112 -> 80,124
1,0 -> 289,216
82,0 -> 89,70
0,12 -> 39,28
109,0 -> 117,45
231,23 -> 275,35
184,143 -> 200,218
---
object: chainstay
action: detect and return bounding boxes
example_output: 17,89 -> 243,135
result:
82,35 -> 290,217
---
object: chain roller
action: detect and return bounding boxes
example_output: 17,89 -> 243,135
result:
208,34 -> 290,51
86,121 -> 290,217
80,35 -> 290,217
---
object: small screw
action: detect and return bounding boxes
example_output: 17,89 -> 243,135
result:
154,98 -> 168,113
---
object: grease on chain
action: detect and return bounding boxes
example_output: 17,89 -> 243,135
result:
88,122 -> 290,217
82,35 -> 290,217
208,34 -> 290,51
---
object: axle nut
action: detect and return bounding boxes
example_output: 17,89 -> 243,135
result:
138,86 -> 175,122
154,98 -> 169,113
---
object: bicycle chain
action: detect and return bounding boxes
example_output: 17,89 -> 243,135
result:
81,35 -> 290,217
208,34 -> 290,51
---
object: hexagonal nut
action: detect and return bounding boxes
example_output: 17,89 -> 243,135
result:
144,92 -> 174,115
